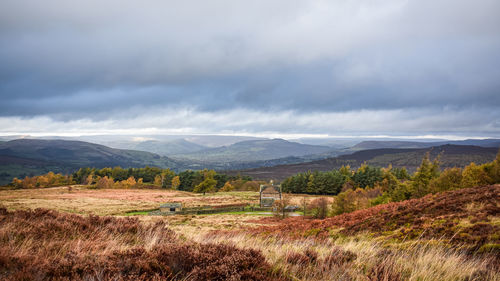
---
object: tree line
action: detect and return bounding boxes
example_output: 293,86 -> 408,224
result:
8,166 -> 255,193
281,164 -> 409,195
285,149 -> 500,217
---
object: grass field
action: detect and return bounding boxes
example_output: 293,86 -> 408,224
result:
0,186 -> 266,215
1,185 -> 499,280
0,186 -> 325,215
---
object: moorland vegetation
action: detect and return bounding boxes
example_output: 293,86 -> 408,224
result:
283,150 -> 500,216
1,149 -> 500,280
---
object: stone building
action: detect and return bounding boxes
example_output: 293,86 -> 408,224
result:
259,184 -> 282,207
159,202 -> 182,214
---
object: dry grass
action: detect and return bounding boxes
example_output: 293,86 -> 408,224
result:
0,208 -> 283,280
0,186 -> 329,216
0,186 -> 261,215
186,231 -> 499,281
2,186 -> 498,280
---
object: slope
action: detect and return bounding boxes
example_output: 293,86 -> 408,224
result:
0,139 -> 182,184
252,185 -> 500,250
134,139 -> 207,155
351,139 -> 500,150
173,138 -> 334,163
230,145 -> 499,180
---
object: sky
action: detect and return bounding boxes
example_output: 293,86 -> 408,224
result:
0,0 -> 499,139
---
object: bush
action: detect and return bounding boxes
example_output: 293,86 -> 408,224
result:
273,195 -> 291,219
308,197 -> 329,219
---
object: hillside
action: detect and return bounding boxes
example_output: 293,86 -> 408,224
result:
252,185 -> 500,250
134,139 -> 207,155
230,144 -> 499,181
351,139 -> 500,151
173,138 -> 334,163
0,139 -> 182,184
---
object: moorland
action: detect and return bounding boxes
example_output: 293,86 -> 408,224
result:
1,148 -> 500,280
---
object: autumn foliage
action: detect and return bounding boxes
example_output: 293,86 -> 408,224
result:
9,171 -> 74,189
251,185 -> 500,250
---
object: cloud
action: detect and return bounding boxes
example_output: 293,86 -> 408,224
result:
0,107 -> 498,138
0,0 -> 499,136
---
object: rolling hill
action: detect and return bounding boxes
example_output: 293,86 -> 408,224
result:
0,139 -> 183,185
351,139 -> 500,151
229,144 -> 500,181
133,139 -> 207,155
172,138 -> 334,163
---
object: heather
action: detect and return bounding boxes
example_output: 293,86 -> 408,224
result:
251,185 -> 500,247
0,207 -> 283,281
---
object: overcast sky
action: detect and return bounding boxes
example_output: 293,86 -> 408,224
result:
1,0 -> 499,139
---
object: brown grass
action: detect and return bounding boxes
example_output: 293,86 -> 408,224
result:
249,185 -> 500,250
189,232 -> 499,281
0,186 -> 262,215
0,186 -> 327,216
0,207 -> 285,281
2,186 -> 499,280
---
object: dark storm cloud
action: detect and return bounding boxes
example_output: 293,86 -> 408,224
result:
0,0 -> 499,135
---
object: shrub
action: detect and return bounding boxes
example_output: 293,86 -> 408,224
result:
308,197 -> 329,219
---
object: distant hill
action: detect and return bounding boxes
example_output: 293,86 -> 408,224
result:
172,139 -> 334,163
182,135 -> 265,148
0,139 -> 182,185
351,139 -> 500,150
230,144 -> 499,181
133,139 -> 207,155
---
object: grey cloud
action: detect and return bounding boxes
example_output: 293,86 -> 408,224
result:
0,0 -> 499,135
0,107 -> 499,138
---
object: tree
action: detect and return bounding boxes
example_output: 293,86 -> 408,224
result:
22,176 -> 36,189
390,181 -> 413,202
429,167 -> 463,193
84,174 -> 94,185
393,167 -> 410,181
154,175 -> 162,186
193,177 -> 217,195
36,175 -> 49,188
10,177 -> 23,189
171,176 -> 180,190
193,169 -> 218,195
352,164 -> 383,189
219,181 -> 234,192
461,162 -> 491,188
302,196 -> 308,217
411,153 -> 440,198
331,189 -> 356,215
306,173 -> 316,194
490,149 -> 500,183
96,176 -> 114,189
119,176 -> 137,189
308,197 -> 329,219
160,169 -> 175,188
273,193 -> 291,219
178,170 -> 196,191
377,166 -> 400,193
339,165 -> 352,179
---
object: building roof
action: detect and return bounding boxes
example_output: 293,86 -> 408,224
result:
159,202 -> 182,208
260,185 -> 281,194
